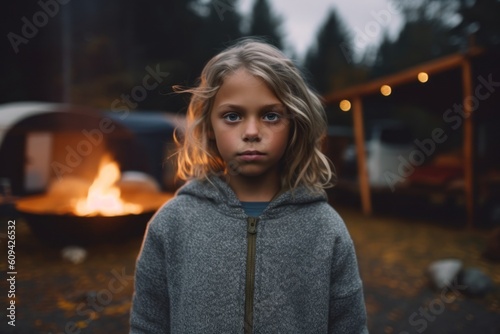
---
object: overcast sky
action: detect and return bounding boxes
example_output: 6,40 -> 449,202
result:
238,0 -> 404,60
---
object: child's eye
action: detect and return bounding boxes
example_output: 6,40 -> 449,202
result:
263,112 -> 281,123
223,112 -> 241,122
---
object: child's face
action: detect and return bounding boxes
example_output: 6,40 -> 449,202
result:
210,68 -> 290,179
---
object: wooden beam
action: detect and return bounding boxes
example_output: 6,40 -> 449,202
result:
352,97 -> 372,215
325,47 -> 484,104
462,59 -> 475,229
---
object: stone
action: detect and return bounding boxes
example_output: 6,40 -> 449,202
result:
61,245 -> 88,264
457,267 -> 495,297
427,259 -> 463,290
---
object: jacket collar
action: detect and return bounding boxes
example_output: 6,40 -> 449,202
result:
176,175 -> 327,219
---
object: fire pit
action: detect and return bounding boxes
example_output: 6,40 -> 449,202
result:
15,155 -> 174,246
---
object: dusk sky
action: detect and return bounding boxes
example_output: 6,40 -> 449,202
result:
239,0 -> 404,59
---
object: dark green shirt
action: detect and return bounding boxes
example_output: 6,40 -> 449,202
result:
241,201 -> 269,217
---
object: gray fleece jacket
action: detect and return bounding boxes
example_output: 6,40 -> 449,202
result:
130,176 -> 368,333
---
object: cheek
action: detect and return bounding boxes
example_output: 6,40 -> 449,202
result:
213,125 -> 231,142
213,132 -> 233,159
270,128 -> 290,157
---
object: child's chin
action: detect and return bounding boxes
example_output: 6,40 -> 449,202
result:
233,168 -> 274,179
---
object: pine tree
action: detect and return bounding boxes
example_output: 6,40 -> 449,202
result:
304,9 -> 355,94
453,0 -> 500,49
195,0 -> 243,68
248,0 -> 283,50
371,2 -> 459,77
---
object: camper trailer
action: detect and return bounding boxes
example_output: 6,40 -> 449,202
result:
0,101 -> 181,197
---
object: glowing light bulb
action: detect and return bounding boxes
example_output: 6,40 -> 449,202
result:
339,100 -> 351,112
418,72 -> 429,83
380,85 -> 392,96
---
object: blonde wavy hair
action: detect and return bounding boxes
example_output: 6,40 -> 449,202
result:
174,38 -> 334,191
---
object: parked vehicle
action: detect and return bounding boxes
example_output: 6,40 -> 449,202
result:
341,120 -> 415,189
0,101 -> 183,196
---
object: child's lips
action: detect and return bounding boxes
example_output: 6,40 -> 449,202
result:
239,150 -> 265,156
238,150 -> 265,161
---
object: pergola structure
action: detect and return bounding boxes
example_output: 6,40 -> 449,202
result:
323,46 -> 499,228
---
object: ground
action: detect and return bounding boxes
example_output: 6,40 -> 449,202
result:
341,207 -> 500,333
0,197 -> 499,334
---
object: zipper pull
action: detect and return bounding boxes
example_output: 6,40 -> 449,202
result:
247,217 -> 258,234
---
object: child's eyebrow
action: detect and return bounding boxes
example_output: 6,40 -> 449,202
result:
216,103 -> 285,111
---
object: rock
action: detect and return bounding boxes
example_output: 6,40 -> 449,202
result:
457,267 -> 495,297
427,259 -> 463,290
117,171 -> 161,194
61,246 -> 88,264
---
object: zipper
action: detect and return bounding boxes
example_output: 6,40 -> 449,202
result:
244,217 -> 258,334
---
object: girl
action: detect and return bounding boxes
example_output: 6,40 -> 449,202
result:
130,39 -> 368,333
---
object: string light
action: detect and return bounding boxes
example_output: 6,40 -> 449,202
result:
339,99 -> 351,112
418,72 -> 429,83
380,85 -> 392,96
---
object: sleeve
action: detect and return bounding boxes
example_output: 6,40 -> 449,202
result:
129,219 -> 170,333
328,222 -> 369,334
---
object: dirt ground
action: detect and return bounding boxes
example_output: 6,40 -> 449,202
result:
1,196 -> 499,334
340,206 -> 500,334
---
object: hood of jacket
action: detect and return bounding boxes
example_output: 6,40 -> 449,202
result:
176,175 -> 328,220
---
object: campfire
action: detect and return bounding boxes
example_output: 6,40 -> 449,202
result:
15,154 -> 173,245
74,156 -> 142,216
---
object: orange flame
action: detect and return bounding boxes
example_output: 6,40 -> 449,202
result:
74,156 -> 142,216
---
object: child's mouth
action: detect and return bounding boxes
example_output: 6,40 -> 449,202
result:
238,150 -> 265,161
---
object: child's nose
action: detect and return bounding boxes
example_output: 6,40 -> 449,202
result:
242,118 -> 261,142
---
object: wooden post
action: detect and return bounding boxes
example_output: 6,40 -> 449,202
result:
462,59 -> 475,229
352,97 -> 372,215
